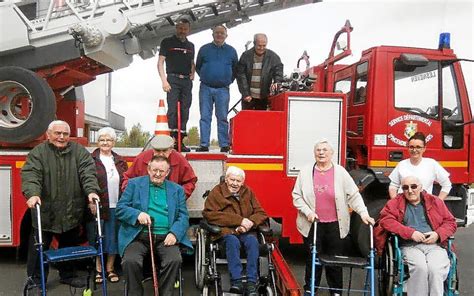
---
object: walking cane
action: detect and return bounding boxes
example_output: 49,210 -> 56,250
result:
148,223 -> 159,296
310,220 -> 317,296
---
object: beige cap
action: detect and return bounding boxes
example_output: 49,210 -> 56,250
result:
150,135 -> 174,150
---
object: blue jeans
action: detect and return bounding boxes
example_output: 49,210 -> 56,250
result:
199,83 -> 230,147
223,233 -> 259,283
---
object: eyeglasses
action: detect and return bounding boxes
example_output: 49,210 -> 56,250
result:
401,184 -> 418,191
98,139 -> 114,143
408,145 -> 424,150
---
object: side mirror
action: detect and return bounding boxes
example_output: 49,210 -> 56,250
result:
394,53 -> 429,72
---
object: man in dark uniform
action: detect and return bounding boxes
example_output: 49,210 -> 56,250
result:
157,18 -> 195,152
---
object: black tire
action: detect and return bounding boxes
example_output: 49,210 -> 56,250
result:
262,285 -> 274,296
195,228 -> 206,289
0,66 -> 56,143
378,238 -> 395,296
351,198 -> 388,257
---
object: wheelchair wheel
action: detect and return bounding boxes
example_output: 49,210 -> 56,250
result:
195,228 -> 207,289
445,264 -> 459,295
202,283 -> 222,296
258,285 -> 275,296
378,239 -> 395,296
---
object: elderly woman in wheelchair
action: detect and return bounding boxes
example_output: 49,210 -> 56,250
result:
375,175 -> 457,296
201,166 -> 269,296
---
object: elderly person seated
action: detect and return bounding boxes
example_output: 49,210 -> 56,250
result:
292,139 -> 374,296
116,155 -> 192,296
203,166 -> 268,296
375,176 -> 457,296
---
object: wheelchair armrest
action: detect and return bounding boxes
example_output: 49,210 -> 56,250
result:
199,220 -> 221,234
257,224 -> 272,236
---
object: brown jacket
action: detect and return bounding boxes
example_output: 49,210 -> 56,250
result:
203,182 -> 268,239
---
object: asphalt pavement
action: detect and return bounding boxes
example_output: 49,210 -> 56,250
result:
0,226 -> 472,296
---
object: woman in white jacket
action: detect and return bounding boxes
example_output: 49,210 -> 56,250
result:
292,140 -> 374,296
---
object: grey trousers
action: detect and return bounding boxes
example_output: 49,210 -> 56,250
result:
122,233 -> 182,296
401,244 -> 450,296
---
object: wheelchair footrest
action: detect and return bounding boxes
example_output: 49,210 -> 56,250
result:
44,246 -> 98,262
319,254 -> 369,268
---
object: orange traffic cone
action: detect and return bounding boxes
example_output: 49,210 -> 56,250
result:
154,99 -> 170,136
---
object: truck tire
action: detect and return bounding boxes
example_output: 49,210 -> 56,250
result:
350,198 -> 388,257
0,66 -> 56,143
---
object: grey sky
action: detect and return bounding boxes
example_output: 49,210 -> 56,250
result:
84,0 -> 473,138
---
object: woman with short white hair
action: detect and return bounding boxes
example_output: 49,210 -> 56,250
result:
88,127 -> 128,283
292,139 -> 375,296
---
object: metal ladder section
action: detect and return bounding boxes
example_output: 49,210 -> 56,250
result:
3,0 -> 316,68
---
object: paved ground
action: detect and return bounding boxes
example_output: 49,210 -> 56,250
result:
0,226 -> 472,296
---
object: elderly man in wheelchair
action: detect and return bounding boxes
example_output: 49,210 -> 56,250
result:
375,175 -> 457,296
202,166 -> 269,296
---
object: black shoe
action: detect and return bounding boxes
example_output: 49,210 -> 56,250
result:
24,277 -> 42,290
229,280 -> 244,294
181,144 -> 191,152
195,146 -> 209,152
59,277 -> 86,288
245,281 -> 258,296
220,146 -> 230,153
175,143 -> 191,152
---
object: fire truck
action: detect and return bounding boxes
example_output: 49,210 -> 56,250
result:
0,0 -> 473,293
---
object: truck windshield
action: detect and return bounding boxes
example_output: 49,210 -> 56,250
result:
394,60 -> 440,118
394,60 -> 462,121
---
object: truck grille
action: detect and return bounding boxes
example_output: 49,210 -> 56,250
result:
357,117 -> 364,135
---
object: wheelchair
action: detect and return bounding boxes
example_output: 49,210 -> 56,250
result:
194,220 -> 278,296
24,200 -> 107,296
308,223 -> 376,296
378,234 -> 459,296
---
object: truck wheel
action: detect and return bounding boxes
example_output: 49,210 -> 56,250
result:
351,198 -> 388,257
0,66 -> 56,143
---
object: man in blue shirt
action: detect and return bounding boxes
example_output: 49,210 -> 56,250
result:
116,155 -> 192,295
195,25 -> 238,153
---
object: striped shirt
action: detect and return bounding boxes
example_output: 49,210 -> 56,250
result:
250,54 -> 264,99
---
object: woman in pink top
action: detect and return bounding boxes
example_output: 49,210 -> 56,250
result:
292,140 -> 374,296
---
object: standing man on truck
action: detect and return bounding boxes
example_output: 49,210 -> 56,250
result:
195,25 -> 238,153
22,120 -> 100,289
157,17 -> 195,152
236,33 -> 283,110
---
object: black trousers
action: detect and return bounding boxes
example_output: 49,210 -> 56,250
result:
122,232 -> 182,296
167,75 -> 192,134
241,97 -> 269,110
27,226 -> 82,281
303,222 -> 348,294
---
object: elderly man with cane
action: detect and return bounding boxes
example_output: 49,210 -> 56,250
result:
116,155 -> 192,296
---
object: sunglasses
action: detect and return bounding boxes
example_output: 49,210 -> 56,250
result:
401,184 -> 418,191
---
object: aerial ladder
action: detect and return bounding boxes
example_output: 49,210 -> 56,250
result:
0,0 -> 319,144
